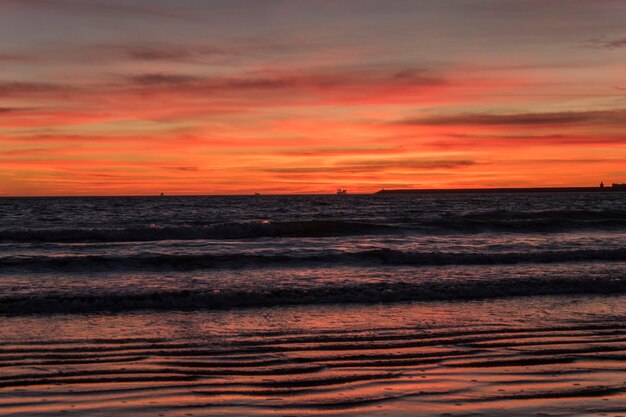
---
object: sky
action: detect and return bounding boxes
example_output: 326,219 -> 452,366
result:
0,0 -> 625,196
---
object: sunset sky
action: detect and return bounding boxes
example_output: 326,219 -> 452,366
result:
1,0 -> 625,195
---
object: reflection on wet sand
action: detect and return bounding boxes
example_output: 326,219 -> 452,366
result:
0,295 -> 625,416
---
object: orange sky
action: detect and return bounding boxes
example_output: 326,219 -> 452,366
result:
1,0 -> 626,195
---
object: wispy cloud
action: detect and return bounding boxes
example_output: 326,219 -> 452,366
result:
270,147 -> 398,157
124,46 -> 196,61
265,159 -> 478,173
120,68 -> 447,104
587,36 -> 626,50
100,43 -> 223,62
394,110 -> 626,126
162,166 -> 200,172
0,53 -> 32,62
0,107 -> 25,114
0,81 -> 72,97
446,133 -> 626,144
127,73 -> 204,86
4,0 -> 185,19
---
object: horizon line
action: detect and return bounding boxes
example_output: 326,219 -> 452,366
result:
1,184 -> 623,198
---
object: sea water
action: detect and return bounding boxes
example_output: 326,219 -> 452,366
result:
1,192 -> 625,313
1,193 -> 626,416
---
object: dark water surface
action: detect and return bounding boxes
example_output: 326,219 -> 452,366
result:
1,192 -> 625,314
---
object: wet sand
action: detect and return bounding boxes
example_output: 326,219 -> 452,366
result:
1,295 -> 625,417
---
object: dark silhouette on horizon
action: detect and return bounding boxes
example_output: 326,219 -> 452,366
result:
376,182 -> 626,194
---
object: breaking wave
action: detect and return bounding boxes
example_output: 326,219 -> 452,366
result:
2,275 -> 624,315
2,248 -> 626,272
421,209 -> 626,232
1,209 -> 626,243
0,221 -> 399,243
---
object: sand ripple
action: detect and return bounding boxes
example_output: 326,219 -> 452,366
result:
1,321 -> 625,416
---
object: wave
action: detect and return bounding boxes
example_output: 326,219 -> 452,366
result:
0,221 -> 399,243
422,209 -> 626,232
1,209 -> 626,243
2,276 -> 624,315
2,248 -> 626,272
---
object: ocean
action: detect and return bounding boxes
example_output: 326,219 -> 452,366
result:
1,193 -> 625,416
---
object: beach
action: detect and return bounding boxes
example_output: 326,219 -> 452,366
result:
1,193 -> 625,416
1,296 -> 625,416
